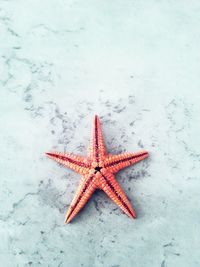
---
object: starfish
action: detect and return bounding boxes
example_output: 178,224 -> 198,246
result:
46,115 -> 149,223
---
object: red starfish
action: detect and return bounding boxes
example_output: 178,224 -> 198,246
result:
46,115 -> 149,223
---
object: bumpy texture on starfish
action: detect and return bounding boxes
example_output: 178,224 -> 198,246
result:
46,115 -> 149,223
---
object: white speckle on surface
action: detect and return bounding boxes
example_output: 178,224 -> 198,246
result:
0,1 -> 200,266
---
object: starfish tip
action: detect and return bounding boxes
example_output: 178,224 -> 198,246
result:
132,214 -> 136,219
65,216 -> 71,224
141,151 -> 149,158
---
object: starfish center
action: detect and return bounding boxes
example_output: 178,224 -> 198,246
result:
94,166 -> 102,173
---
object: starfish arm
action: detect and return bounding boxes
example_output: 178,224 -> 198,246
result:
45,152 -> 91,175
89,115 -> 107,163
104,151 -> 149,173
99,169 -> 136,219
65,174 -> 96,223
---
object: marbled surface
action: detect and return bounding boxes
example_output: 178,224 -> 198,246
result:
0,1 -> 200,267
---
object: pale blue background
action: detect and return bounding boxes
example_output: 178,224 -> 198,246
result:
0,1 -> 200,267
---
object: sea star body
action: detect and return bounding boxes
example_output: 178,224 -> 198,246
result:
46,115 -> 149,223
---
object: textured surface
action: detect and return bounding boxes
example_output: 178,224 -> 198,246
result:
0,1 -> 200,267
